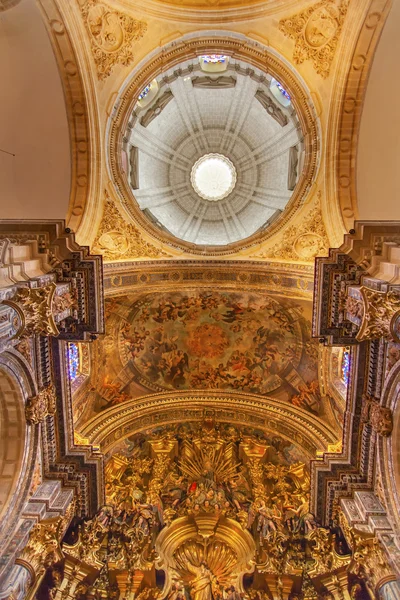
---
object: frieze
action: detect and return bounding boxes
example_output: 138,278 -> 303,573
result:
103,261 -> 314,300
80,391 -> 338,453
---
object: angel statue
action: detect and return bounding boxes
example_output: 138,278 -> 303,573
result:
187,561 -> 216,600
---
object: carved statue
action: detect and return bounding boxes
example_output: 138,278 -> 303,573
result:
187,562 -> 216,600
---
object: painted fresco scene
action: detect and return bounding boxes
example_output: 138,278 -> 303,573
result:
79,289 -> 333,423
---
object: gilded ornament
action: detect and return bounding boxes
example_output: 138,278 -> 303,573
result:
361,395 -> 393,437
78,0 -> 147,80
356,287 -> 400,342
3,283 -> 59,338
16,517 -> 64,578
92,195 -> 170,261
25,384 -> 57,425
254,198 -> 329,261
279,0 -> 349,78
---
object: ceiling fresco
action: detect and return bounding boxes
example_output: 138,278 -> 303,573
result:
76,289 -> 341,428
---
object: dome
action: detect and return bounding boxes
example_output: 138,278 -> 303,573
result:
122,56 -> 304,247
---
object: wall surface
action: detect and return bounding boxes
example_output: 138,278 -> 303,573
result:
0,0 -> 70,219
356,0 -> 400,220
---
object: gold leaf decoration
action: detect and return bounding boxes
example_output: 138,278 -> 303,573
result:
279,0 -> 349,78
78,0 -> 147,80
254,196 -> 329,261
92,196 -> 170,261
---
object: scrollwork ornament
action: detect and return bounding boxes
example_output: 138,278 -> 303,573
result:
16,517 -> 64,581
92,194 -> 170,261
78,0 -> 147,80
279,0 -> 349,78
356,287 -> 400,342
361,395 -> 393,437
3,283 -> 59,338
254,195 -> 329,261
25,384 -> 57,425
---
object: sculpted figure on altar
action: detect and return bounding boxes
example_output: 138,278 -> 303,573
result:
187,562 -> 217,600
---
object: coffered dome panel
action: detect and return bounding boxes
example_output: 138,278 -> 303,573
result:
124,57 -> 303,247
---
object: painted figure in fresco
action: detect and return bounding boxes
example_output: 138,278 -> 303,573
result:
187,562 -> 216,600
97,291 -> 317,406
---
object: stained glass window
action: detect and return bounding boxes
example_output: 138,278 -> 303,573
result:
276,81 -> 291,101
200,55 -> 227,64
341,349 -> 350,385
68,343 -> 80,381
138,85 -> 151,101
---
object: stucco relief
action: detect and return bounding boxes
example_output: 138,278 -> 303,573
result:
78,0 -> 147,79
279,0 -> 349,78
92,194 -> 170,260
254,195 -> 329,261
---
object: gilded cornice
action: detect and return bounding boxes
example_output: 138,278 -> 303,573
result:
108,34 -> 320,257
80,390 -> 339,454
102,259 -> 315,300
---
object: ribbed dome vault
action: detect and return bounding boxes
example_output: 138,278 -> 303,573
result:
123,58 -> 304,246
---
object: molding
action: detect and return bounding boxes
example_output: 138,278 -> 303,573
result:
102,259 -> 315,300
80,390 -> 339,454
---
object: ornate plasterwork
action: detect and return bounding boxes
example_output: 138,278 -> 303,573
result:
25,384 -> 57,425
279,0 -> 349,78
80,392 -> 338,454
92,195 -> 170,261
103,260 -> 315,301
78,0 -> 147,80
253,195 -> 329,261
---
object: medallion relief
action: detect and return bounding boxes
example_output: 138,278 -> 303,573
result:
279,0 -> 349,78
78,0 -> 147,79
92,194 -> 170,260
254,195 -> 329,261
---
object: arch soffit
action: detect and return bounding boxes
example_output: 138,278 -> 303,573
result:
115,0 -> 305,24
81,391 -> 339,455
107,33 -> 320,256
0,363 -> 28,526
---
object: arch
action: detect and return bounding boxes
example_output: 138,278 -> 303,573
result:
81,390 -> 338,455
0,365 -> 26,523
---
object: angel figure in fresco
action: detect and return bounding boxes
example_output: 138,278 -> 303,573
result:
187,562 -> 216,600
290,380 -> 320,414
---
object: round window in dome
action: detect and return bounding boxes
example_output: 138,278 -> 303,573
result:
191,154 -> 237,201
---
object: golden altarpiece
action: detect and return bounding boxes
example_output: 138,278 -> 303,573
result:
0,0 -> 399,599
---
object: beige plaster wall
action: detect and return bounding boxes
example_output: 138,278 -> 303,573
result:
356,0 -> 400,220
0,0 -> 70,219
